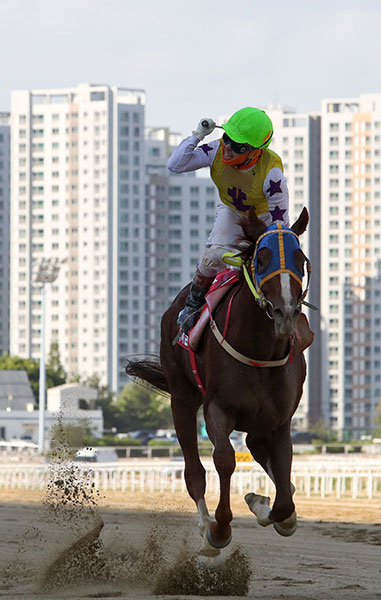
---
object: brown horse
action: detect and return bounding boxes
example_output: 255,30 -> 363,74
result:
126,208 -> 312,565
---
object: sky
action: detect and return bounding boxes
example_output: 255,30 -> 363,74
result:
0,0 -> 380,137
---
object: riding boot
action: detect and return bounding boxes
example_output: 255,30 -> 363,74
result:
177,270 -> 215,334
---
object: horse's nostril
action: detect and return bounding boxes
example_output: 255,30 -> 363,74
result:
273,308 -> 284,320
293,308 -> 301,319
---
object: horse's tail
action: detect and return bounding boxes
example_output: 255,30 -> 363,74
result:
125,358 -> 169,393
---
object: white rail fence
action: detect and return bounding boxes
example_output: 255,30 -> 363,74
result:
1,461 -> 381,499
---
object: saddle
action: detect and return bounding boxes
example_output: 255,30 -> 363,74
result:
178,268 -> 314,353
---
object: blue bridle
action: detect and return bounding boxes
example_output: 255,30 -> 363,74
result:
223,222 -> 315,314
254,223 -> 304,286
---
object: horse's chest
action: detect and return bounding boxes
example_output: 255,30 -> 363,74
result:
232,370 -> 295,428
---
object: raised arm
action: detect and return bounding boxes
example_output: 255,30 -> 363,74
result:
167,118 -> 219,173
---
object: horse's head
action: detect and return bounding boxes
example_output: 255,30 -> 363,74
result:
241,208 -> 310,337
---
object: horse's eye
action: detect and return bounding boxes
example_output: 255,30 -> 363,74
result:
256,248 -> 271,274
294,249 -> 305,275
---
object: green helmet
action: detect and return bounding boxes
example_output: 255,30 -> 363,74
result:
222,107 -> 273,149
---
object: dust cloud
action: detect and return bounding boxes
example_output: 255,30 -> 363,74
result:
2,439 -> 252,597
154,547 -> 251,596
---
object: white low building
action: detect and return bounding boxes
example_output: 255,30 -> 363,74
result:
0,373 -> 103,446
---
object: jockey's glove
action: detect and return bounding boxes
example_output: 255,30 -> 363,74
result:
192,118 -> 216,141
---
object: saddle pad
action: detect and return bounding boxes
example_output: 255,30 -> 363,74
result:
177,269 -> 241,352
208,268 -> 241,294
189,269 -> 240,351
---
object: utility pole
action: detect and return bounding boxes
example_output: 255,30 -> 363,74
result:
35,258 -> 64,454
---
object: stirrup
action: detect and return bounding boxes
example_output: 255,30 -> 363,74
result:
172,329 -> 184,346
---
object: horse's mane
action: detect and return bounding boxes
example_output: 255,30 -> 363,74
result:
235,208 -> 267,263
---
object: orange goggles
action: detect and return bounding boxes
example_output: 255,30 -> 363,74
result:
222,145 -> 263,168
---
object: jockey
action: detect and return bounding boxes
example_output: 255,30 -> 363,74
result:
167,106 -> 290,333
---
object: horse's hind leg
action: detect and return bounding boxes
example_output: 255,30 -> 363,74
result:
204,402 -> 236,549
171,389 -> 204,500
170,387 -> 214,539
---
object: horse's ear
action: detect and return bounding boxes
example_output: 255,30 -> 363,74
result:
241,207 -> 267,244
291,207 -> 309,236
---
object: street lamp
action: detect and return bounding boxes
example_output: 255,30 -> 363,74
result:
35,258 -> 65,454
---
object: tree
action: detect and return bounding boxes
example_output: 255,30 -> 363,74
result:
0,353 -> 40,402
46,341 -> 66,389
373,403 -> 381,437
307,418 -> 337,442
82,373 -> 117,429
68,373 -> 81,384
111,382 -> 172,432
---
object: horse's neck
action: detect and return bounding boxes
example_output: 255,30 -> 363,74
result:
226,283 -> 289,361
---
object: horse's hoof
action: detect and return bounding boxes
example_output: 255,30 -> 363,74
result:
244,492 -> 254,506
244,492 -> 270,509
196,553 -> 224,570
273,511 -> 297,537
245,493 -> 272,527
206,526 -> 232,549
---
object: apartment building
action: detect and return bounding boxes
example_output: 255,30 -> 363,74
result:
10,83 -> 147,392
321,94 -> 381,439
0,112 -> 10,355
267,106 -> 321,429
145,126 -> 182,177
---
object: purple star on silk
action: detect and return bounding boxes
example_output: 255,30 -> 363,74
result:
269,205 -> 286,222
199,143 -> 213,155
227,186 -> 249,212
266,179 -> 282,196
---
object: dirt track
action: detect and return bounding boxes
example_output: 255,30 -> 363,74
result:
1,489 -> 380,600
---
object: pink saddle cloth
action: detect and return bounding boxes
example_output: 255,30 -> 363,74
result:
177,269 -> 240,352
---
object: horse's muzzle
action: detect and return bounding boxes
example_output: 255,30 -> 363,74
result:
270,304 -> 301,337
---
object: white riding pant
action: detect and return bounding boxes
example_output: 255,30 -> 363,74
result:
198,201 -> 247,278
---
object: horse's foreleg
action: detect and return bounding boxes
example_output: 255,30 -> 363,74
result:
205,403 -> 235,549
245,433 -> 275,525
172,391 -> 222,562
245,430 -> 296,536
265,421 -> 295,527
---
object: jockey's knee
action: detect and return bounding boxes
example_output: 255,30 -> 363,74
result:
199,246 -> 230,277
